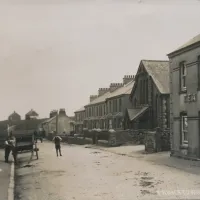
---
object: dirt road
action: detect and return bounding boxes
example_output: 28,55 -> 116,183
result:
15,142 -> 200,200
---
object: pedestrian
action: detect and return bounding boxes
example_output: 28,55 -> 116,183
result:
4,132 -> 17,164
34,130 -> 38,143
52,135 -> 62,157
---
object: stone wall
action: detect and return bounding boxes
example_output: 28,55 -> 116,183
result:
82,129 -> 146,147
144,131 -> 156,153
160,128 -> 170,151
144,128 -> 170,153
67,137 -> 93,145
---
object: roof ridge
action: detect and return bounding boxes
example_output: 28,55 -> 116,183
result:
85,90 -> 111,106
142,59 -> 169,62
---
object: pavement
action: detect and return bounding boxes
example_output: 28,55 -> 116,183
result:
14,141 -> 200,200
90,144 -> 200,175
0,150 -> 14,200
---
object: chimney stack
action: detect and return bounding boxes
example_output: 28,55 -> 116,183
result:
90,95 -> 98,102
123,75 -> 135,85
59,108 -> 66,116
50,110 -> 58,118
98,88 -> 109,96
109,83 -> 123,92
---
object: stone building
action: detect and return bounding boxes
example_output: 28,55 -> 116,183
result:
84,89 -> 111,130
105,75 -> 135,130
25,109 -> 39,120
8,111 -> 21,122
168,34 -> 200,159
74,106 -> 85,134
124,60 -> 170,131
41,109 -> 73,136
83,75 -> 135,130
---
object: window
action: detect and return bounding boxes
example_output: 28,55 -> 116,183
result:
90,108 -> 92,117
119,98 -> 122,112
113,100 -> 115,112
146,79 -> 148,104
134,98 -> 137,108
140,80 -> 142,104
181,113 -> 188,144
109,119 -> 112,129
180,62 -> 186,91
143,79 -> 145,104
198,56 -> 200,88
113,118 -> 116,129
155,95 -> 158,127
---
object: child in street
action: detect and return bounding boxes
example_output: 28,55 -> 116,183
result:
52,135 -> 62,157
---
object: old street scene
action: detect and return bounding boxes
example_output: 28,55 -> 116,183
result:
1,1 -> 200,200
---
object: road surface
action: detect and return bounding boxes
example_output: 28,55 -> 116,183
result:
15,142 -> 200,200
0,150 -> 11,200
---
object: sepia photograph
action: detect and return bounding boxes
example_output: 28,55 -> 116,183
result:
0,0 -> 200,200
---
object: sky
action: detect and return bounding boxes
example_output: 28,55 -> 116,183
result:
0,0 -> 200,120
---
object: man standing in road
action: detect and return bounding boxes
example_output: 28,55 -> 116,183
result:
52,135 -> 62,157
4,132 -> 17,164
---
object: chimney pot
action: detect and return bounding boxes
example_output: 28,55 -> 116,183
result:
123,74 -> 135,85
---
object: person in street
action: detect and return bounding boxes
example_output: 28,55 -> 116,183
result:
4,132 -> 17,164
52,135 -> 62,157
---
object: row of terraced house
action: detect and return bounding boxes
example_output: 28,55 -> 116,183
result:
74,33 -> 200,160
74,60 -> 170,146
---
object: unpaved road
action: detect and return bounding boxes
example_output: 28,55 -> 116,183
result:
0,150 -> 11,200
15,142 -> 200,200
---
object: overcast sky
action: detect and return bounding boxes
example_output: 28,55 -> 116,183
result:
0,0 -> 200,120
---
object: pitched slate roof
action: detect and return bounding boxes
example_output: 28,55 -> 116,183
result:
14,118 -> 47,130
0,120 -> 11,134
74,106 -> 85,113
85,91 -> 111,106
9,111 -> 21,118
142,60 -> 170,94
26,109 -> 39,116
0,120 -> 23,133
168,34 -> 200,55
42,116 -> 56,124
127,107 -> 149,121
106,80 -> 134,100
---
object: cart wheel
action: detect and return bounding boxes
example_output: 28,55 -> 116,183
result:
35,144 -> 39,160
36,149 -> 39,160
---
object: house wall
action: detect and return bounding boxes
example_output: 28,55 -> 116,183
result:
169,46 -> 200,158
105,94 -> 132,129
131,69 -> 166,129
57,115 -> 73,134
8,114 -> 21,122
130,64 -> 170,130
85,102 -> 106,129
42,115 -> 73,136
74,110 -> 85,133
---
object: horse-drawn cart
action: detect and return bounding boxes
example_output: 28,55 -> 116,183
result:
15,132 -> 39,160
